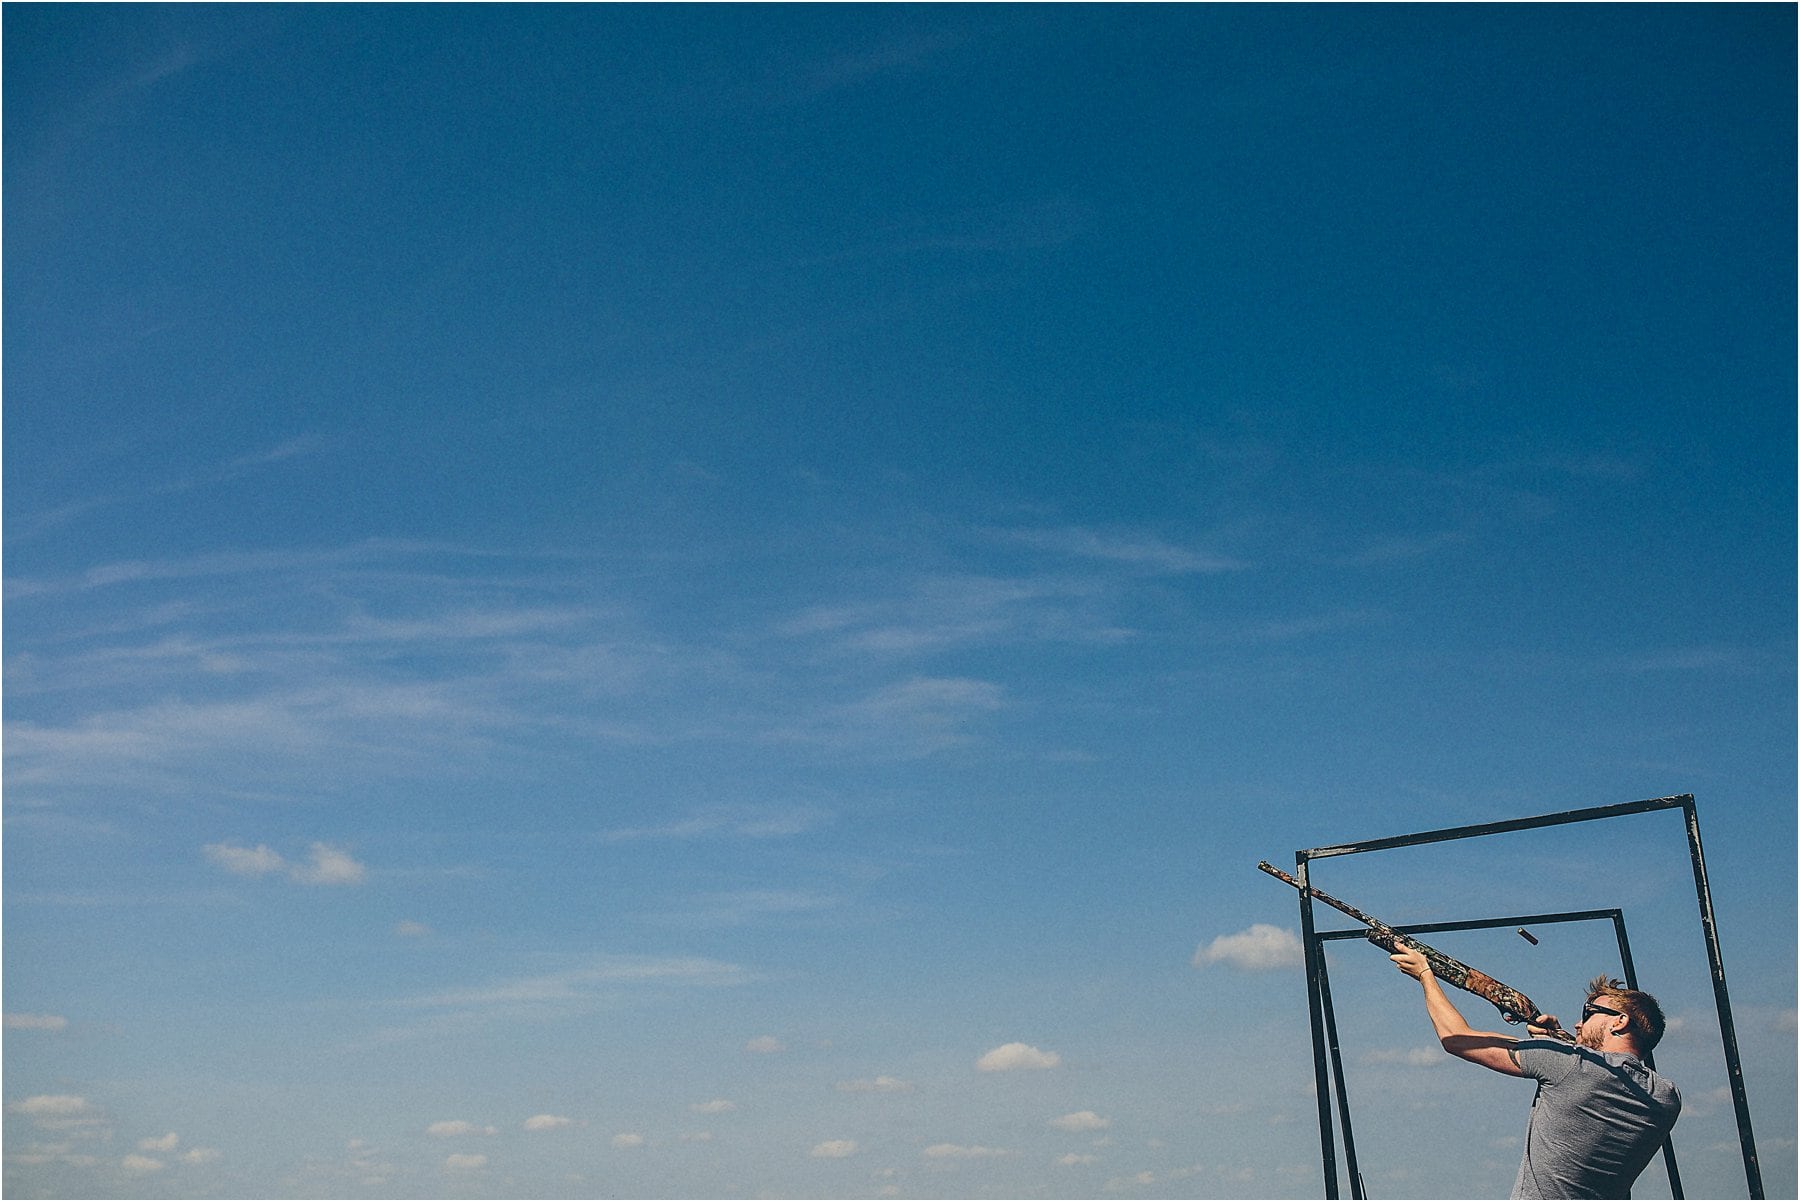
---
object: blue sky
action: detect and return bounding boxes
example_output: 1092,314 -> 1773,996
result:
3,5 -> 1793,1199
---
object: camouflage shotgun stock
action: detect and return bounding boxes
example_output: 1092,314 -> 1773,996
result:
1258,860 -> 1573,1042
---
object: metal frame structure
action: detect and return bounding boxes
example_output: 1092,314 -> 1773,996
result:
1285,795 -> 1760,1199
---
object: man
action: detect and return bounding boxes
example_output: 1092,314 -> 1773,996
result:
1391,945 -> 1681,1199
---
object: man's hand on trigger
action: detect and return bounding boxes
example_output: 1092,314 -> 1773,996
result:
1389,945 -> 1431,981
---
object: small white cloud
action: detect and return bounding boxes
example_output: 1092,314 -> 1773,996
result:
612,1132 -> 645,1149
394,920 -> 431,938
292,842 -> 366,885
976,1042 -> 1061,1072
836,1076 -> 914,1093
923,1143 -> 1009,1159
444,1153 -> 487,1171
121,1154 -> 165,1175
690,1099 -> 736,1114
180,1147 -> 222,1165
524,1114 -> 574,1131
1050,1111 -> 1111,1132
745,1035 -> 786,1054
10,1096 -> 91,1118
1194,924 -> 1304,971
811,1140 -> 858,1158
1106,1169 -> 1158,1190
1057,1153 -> 1098,1166
4,1013 -> 69,1031
426,1121 -> 496,1138
205,840 -> 367,886
681,1130 -> 715,1143
203,841 -> 286,877
138,1133 -> 180,1152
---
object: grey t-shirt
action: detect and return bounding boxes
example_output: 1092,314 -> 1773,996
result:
1508,1039 -> 1681,1199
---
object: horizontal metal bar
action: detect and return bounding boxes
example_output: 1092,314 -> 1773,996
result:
1313,908 -> 1622,942
1300,796 -> 1691,861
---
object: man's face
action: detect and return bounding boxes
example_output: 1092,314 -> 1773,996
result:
1576,996 -> 1623,1049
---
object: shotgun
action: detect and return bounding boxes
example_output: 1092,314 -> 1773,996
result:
1258,860 -> 1572,1042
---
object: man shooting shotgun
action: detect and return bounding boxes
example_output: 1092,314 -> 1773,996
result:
1261,862 -> 1681,1199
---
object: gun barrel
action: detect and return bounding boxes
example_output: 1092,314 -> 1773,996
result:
1257,859 -> 1573,1041
1256,861 -> 1384,930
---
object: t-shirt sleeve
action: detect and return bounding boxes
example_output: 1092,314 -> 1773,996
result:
1510,1038 -> 1579,1085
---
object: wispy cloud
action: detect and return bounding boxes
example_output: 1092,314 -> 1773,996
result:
923,1143 -> 1011,1159
224,435 -> 327,475
5,1013 -> 70,1031
395,956 -> 751,1011
783,571 -> 1132,654
650,889 -> 842,929
599,805 -> 830,844
765,675 -> 1006,757
996,525 -> 1246,574
202,841 -> 367,886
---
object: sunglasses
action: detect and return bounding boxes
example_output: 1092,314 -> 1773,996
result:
1581,1003 -> 1623,1023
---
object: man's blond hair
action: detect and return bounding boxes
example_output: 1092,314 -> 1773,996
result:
1587,975 -> 1667,1051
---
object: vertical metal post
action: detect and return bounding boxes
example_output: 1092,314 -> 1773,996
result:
1297,854 -> 1341,1199
1682,799 -> 1762,1198
1315,951 -> 1366,1199
1614,913 -> 1683,1198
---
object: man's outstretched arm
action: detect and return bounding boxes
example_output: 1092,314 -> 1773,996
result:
1390,945 -> 1525,1076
